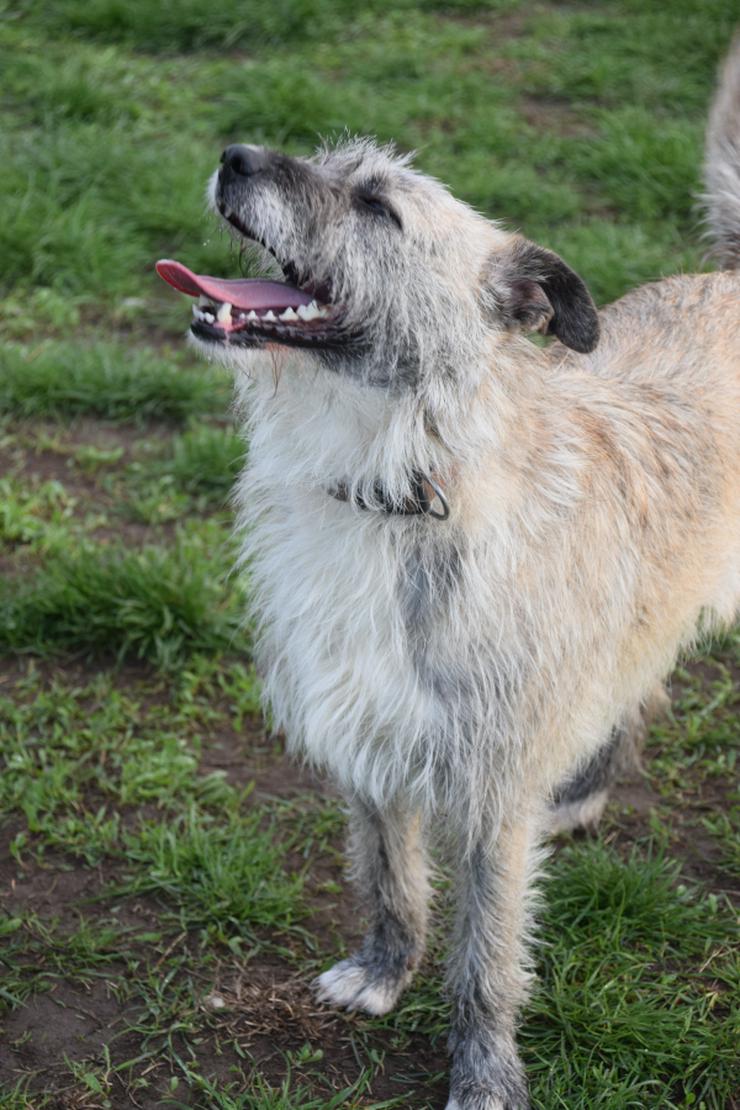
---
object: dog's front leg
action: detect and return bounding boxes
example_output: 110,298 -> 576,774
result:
314,796 -> 430,1016
445,812 -> 537,1110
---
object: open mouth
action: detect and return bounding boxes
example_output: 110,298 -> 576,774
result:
155,258 -> 340,346
156,213 -> 345,351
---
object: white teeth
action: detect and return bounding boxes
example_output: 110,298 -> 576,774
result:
303,300 -> 330,320
300,301 -> 321,321
193,303 -> 220,324
193,293 -> 330,329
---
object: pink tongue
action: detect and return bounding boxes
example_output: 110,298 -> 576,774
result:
155,259 -> 314,310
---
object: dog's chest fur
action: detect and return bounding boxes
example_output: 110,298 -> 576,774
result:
231,361 -> 522,810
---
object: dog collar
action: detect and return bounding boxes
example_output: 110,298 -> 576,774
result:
328,469 -> 450,520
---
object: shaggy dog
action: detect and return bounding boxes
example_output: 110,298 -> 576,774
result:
157,40 -> 739,1109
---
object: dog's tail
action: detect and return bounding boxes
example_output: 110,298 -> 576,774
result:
704,35 -> 740,268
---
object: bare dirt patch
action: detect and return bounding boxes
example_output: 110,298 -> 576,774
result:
0,807 -> 446,1108
177,955 -> 449,1109
518,93 -> 596,138
0,417 -> 188,552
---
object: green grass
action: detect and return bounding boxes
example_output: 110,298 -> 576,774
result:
1,0 -> 736,325
146,426 -> 244,497
110,427 -> 244,523
119,807 -> 306,944
0,342 -> 229,423
177,1069 -> 409,1109
21,0 -> 521,54
0,479 -> 80,551
0,1 -> 737,1106
126,426 -> 245,508
0,530 -> 246,667
527,845 -> 738,1108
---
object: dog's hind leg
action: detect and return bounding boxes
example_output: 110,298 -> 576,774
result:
547,684 -> 669,835
445,808 -> 541,1110
547,724 -> 626,834
314,797 -> 430,1016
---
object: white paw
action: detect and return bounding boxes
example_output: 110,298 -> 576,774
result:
313,958 -> 402,1017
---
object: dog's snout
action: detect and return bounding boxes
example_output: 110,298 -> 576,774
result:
220,144 -> 269,179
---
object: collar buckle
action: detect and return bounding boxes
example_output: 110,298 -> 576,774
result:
329,469 -> 450,521
417,471 -> 450,520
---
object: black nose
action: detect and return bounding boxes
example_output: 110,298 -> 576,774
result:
220,144 -> 269,178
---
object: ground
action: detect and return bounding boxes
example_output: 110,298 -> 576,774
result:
0,1 -> 738,1108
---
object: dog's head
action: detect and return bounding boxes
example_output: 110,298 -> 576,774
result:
158,138 -> 598,390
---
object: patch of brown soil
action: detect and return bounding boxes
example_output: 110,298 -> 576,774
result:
199,717 -> 327,800
0,813 -> 444,1108
182,956 -> 448,1109
2,852 -> 105,930
0,983 -> 124,1068
2,418 -> 144,481
0,417 -> 189,552
598,659 -> 739,900
0,656 -> 167,705
678,650 -> 740,693
441,6 -> 529,37
518,93 -> 595,138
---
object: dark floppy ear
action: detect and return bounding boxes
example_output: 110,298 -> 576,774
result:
492,238 -> 600,353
